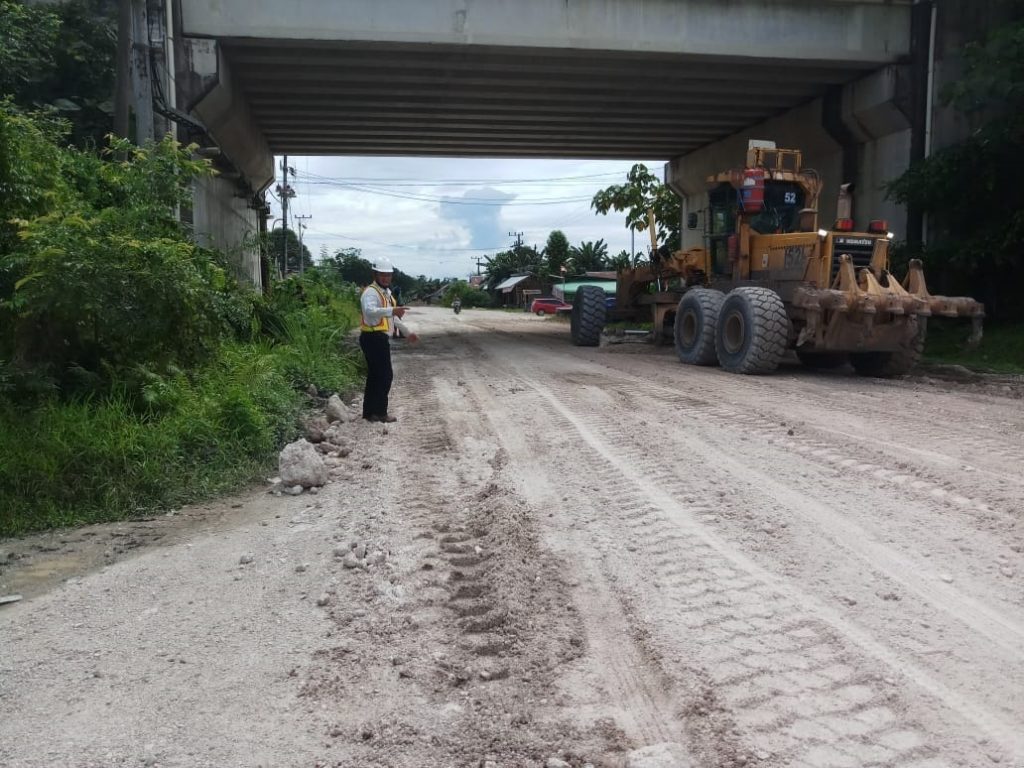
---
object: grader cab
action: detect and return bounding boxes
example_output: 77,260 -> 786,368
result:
570,142 -> 984,376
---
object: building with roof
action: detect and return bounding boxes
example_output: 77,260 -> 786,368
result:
493,273 -> 544,309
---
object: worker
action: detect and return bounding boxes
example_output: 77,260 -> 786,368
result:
359,257 -> 418,423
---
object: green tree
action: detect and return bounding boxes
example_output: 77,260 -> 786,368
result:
322,248 -> 373,286
443,279 -> 492,308
0,1 -> 60,101
0,1 -> 117,146
543,229 -> 571,279
267,228 -> 313,275
482,245 -> 541,290
569,239 -> 609,273
885,15 -> 1024,319
0,111 -> 248,394
591,163 -> 681,253
608,249 -> 634,272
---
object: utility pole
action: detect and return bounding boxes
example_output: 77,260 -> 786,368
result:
276,156 -> 295,275
471,256 -> 487,275
508,231 -> 525,251
295,214 -> 312,275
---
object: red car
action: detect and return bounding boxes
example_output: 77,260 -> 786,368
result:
530,297 -> 571,316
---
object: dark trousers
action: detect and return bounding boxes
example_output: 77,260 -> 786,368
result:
359,331 -> 393,419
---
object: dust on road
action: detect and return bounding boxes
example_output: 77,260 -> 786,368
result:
2,307 -> 1022,768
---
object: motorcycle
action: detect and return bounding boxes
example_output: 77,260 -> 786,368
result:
452,299 -> 462,315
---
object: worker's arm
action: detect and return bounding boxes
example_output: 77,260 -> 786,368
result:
393,311 -> 419,342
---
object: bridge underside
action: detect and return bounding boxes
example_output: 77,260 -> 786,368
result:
220,41 -> 880,158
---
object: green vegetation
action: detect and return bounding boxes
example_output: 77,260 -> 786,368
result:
886,13 -> 1024,322
923,321 -> 1024,375
443,279 -> 493,308
0,103 -> 362,536
591,163 -> 681,254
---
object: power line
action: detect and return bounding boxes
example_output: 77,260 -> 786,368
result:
296,168 -> 632,186
302,181 -> 597,205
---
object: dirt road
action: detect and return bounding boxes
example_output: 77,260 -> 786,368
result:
2,307 -> 1022,768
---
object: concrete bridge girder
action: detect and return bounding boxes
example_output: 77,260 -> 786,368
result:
179,0 -> 911,159
173,0 -> 918,277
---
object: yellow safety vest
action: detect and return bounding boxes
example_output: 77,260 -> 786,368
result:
360,283 -> 394,332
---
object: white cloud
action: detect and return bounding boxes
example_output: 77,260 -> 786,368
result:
272,155 -> 667,279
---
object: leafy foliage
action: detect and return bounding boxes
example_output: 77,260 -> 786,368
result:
482,244 -> 541,290
885,15 -> 1024,319
443,279 -> 493,308
266,227 -> 314,275
1,0 -> 116,145
569,239 -> 610,273
541,229 -> 570,281
591,163 -> 681,253
0,0 -> 60,101
0,110 -> 245,393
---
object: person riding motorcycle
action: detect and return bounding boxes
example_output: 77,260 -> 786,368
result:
452,297 -> 462,314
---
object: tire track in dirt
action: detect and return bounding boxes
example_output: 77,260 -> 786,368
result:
461,370 -> 705,763
295,337 -> 629,767
526,377 -> 1023,765
450,327 -> 1021,766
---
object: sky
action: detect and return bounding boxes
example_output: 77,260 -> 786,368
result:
269,155 -> 666,280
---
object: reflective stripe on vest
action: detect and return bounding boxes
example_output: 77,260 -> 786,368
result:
359,284 -> 392,332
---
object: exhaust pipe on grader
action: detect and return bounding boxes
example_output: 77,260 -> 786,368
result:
569,141 -> 984,376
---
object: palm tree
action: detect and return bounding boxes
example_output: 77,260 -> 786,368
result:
568,239 -> 609,274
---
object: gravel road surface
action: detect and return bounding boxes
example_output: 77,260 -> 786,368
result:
2,306 -> 1022,768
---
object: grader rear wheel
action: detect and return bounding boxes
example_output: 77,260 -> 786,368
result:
715,287 -> 789,374
570,285 -> 607,347
675,288 -> 725,365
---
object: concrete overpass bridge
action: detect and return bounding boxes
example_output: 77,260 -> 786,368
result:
158,0 -> 946,285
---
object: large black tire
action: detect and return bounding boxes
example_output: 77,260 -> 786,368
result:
570,285 -> 607,346
674,288 -> 725,365
715,287 -> 789,374
796,350 -> 848,370
850,317 -> 927,378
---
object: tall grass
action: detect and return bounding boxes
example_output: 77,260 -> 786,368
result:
0,333 -> 361,537
923,319 -> 1024,375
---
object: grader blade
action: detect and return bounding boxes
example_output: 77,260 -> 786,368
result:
905,259 -> 985,348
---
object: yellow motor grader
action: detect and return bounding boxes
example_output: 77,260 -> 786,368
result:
569,142 -> 984,376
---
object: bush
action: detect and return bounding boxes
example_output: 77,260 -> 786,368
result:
0,330 -> 363,536
443,280 -> 493,308
0,106 -> 367,535
0,106 -> 239,396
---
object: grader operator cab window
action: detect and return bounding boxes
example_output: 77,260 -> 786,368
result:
706,180 -> 807,275
708,183 -> 737,276
749,181 -> 806,234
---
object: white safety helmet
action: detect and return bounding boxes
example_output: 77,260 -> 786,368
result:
371,257 -> 394,274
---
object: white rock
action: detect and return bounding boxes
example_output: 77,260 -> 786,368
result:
368,550 -> 387,565
316,593 -> 331,607
546,760 -> 571,768
309,486 -> 320,495
279,439 -> 328,488
326,395 -> 352,423
239,554 -> 254,565
624,743 -> 692,768
940,573 -> 954,584
333,545 -> 348,559
353,543 -> 367,560
324,423 -> 347,445
1001,567 -> 1015,578
342,552 -> 363,570
286,485 -> 303,496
